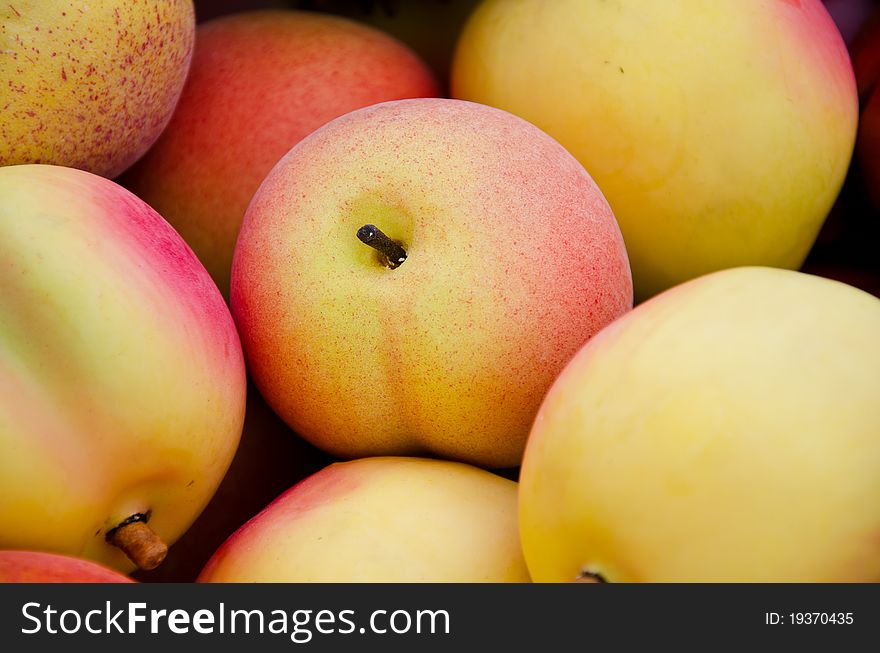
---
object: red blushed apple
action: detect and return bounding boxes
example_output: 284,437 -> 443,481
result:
121,10 -> 439,296
231,98 -> 633,468
0,164 -> 246,572
0,551 -> 133,583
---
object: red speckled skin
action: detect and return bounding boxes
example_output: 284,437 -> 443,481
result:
0,1 -> 194,178
0,551 -> 134,583
231,98 -> 633,468
120,10 -> 439,296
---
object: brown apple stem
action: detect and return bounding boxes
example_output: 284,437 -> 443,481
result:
575,570 -> 608,583
357,224 -> 407,269
107,514 -> 168,571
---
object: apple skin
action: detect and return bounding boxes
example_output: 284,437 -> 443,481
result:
197,457 -> 530,582
0,551 -> 134,583
120,10 -> 439,297
519,267 -> 880,582
452,0 -> 858,301
0,164 -> 246,572
0,1 -> 194,178
231,98 -> 633,468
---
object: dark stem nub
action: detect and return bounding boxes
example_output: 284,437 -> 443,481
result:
357,224 -> 407,269
106,512 -> 168,571
575,570 -> 608,583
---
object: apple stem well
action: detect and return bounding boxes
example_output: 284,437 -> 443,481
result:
356,224 -> 407,269
106,513 -> 168,571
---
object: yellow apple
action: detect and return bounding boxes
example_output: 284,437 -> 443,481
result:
453,0 -> 858,300
0,164 -> 246,572
198,457 -> 530,582
520,267 -> 880,582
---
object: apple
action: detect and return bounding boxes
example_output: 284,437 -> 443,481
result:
120,10 -> 439,296
197,457 -> 530,582
231,98 -> 632,468
519,266 -> 880,582
0,164 -> 246,572
0,0 -> 194,178
0,551 -> 133,583
452,0 -> 858,300
133,383 -> 333,582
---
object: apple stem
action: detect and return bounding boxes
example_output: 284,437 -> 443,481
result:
357,224 -> 407,269
575,570 -> 608,583
106,513 -> 168,571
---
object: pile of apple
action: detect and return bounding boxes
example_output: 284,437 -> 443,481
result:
1,0 -> 878,584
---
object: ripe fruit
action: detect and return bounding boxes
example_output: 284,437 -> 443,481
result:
231,98 -> 632,468
453,0 -> 858,300
0,164 -> 246,572
198,457 -> 530,582
0,0 -> 194,178
121,10 -> 439,296
0,551 -> 133,583
520,267 -> 880,582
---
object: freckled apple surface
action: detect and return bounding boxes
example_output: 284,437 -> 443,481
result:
232,98 -> 632,468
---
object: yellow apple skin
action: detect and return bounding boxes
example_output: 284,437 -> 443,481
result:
0,165 -> 246,572
231,98 -> 632,469
520,267 -> 880,582
0,1 -> 194,178
198,457 -> 530,582
452,0 -> 858,300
